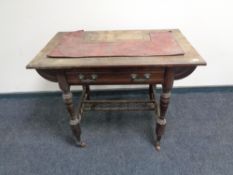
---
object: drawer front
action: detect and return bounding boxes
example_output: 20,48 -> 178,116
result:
65,68 -> 165,85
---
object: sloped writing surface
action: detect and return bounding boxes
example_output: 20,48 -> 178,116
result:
47,30 -> 185,58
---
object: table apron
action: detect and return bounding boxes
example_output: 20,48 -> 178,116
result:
36,66 -> 196,85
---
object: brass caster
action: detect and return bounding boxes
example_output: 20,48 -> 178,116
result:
76,141 -> 87,148
155,142 -> 161,151
155,145 -> 161,151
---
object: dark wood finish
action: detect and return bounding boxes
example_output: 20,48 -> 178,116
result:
149,84 -> 157,100
57,73 -> 86,147
26,29 -> 206,151
83,99 -> 156,111
36,66 -> 198,84
65,69 -> 164,85
26,29 -> 206,69
155,68 -> 174,151
85,85 -> 90,100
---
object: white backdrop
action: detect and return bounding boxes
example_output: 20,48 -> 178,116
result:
0,0 -> 233,93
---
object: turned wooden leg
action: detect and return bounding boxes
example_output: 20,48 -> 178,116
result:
57,73 -> 86,147
149,84 -> 156,100
155,68 -> 174,151
85,85 -> 90,100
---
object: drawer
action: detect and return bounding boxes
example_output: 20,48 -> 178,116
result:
65,68 -> 165,85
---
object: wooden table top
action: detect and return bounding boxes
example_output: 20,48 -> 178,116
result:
26,29 -> 206,69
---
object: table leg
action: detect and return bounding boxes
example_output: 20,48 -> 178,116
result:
155,68 -> 174,151
57,74 -> 86,147
85,85 -> 90,100
149,84 -> 156,100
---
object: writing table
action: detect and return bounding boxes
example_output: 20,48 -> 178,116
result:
26,29 -> 206,151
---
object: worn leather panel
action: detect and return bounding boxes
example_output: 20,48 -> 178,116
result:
48,30 -> 184,58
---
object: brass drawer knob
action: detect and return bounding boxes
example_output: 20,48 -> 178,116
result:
131,73 -> 137,80
131,73 -> 151,82
144,73 -> 151,79
79,73 -> 98,83
79,74 -> 85,80
91,74 -> 98,80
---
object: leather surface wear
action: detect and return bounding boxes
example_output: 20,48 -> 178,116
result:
48,30 -> 185,58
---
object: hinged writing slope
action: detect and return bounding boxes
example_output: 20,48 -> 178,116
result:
47,30 -> 185,58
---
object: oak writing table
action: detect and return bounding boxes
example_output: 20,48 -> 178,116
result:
26,29 -> 206,151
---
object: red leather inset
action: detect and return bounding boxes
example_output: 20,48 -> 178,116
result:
48,30 -> 184,58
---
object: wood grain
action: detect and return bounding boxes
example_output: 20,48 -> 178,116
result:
26,29 -> 206,69
26,29 -> 207,150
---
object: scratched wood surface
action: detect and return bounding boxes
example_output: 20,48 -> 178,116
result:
26,29 -> 206,69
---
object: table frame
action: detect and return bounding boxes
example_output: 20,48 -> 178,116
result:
57,67 -> 174,151
27,29 -> 206,151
